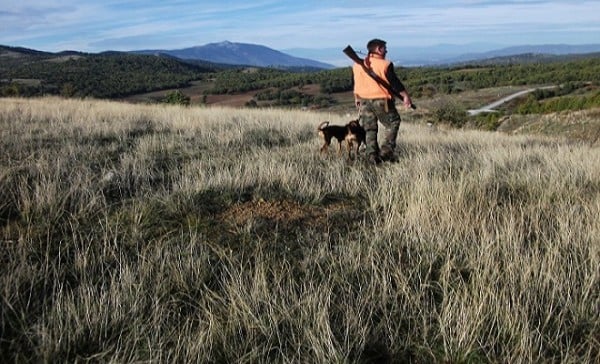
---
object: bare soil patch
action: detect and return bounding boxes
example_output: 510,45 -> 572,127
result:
203,91 -> 255,107
218,199 -> 359,233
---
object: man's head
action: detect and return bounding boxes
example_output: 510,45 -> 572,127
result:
367,38 -> 387,57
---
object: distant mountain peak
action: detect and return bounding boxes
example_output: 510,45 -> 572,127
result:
212,40 -> 237,49
133,41 -> 335,69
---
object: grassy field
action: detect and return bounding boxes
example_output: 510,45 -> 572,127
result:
1,97 -> 599,363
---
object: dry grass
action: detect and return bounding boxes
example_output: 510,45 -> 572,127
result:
1,96 -> 599,363
497,108 -> 600,146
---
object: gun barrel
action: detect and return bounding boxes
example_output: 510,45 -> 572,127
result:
342,45 -> 361,62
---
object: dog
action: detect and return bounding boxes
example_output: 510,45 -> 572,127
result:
317,119 -> 365,159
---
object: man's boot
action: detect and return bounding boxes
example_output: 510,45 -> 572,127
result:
368,153 -> 382,165
380,147 -> 398,163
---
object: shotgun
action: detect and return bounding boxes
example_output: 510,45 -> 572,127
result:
343,45 -> 416,109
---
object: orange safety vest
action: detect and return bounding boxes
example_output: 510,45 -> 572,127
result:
353,54 -> 392,100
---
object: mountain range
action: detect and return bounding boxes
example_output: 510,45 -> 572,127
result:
133,41 -> 335,69
3,41 -> 600,70
284,43 -> 600,67
132,41 -> 600,68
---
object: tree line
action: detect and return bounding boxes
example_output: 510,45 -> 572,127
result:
205,57 -> 600,106
1,53 -> 209,98
2,50 -> 599,110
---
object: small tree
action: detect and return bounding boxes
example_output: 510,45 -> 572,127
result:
1,83 -> 20,97
163,90 -> 190,106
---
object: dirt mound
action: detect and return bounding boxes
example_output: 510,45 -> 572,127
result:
220,199 -> 324,227
218,199 -> 358,233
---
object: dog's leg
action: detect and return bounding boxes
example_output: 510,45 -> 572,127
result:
320,135 -> 332,154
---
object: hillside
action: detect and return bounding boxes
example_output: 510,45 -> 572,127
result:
1,97 -> 598,362
442,44 -> 600,65
0,46 -> 213,98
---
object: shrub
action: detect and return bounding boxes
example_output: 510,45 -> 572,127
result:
433,99 -> 468,127
472,112 -> 504,131
163,90 -> 190,106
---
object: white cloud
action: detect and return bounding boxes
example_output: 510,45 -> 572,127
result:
1,0 -> 599,52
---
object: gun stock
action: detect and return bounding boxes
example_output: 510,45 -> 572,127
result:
343,45 -> 416,110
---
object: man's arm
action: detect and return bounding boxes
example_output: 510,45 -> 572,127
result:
385,63 -> 406,93
386,63 -> 412,108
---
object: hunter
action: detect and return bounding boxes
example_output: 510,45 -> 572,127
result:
352,38 -> 413,164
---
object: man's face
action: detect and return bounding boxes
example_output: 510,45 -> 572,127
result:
376,45 -> 387,57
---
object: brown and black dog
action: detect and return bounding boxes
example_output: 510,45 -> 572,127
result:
317,119 -> 365,159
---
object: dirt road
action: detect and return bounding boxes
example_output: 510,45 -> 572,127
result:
468,85 -> 557,115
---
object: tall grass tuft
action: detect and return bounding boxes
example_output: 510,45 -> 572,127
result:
1,97 -> 599,363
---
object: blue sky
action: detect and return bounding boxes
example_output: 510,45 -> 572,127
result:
2,0 -> 599,56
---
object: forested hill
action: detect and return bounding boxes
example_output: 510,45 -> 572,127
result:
205,55 -> 600,97
0,46 -> 214,98
2,44 -> 600,108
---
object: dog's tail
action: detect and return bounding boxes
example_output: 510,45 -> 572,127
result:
317,121 -> 329,131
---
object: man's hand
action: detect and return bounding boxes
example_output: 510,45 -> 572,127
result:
399,91 -> 413,109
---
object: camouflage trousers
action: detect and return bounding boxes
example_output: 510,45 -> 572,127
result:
358,98 -> 401,157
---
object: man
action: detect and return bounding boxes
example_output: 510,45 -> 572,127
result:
352,38 -> 413,164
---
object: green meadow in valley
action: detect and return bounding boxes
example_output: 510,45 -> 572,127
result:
1,97 -> 599,363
